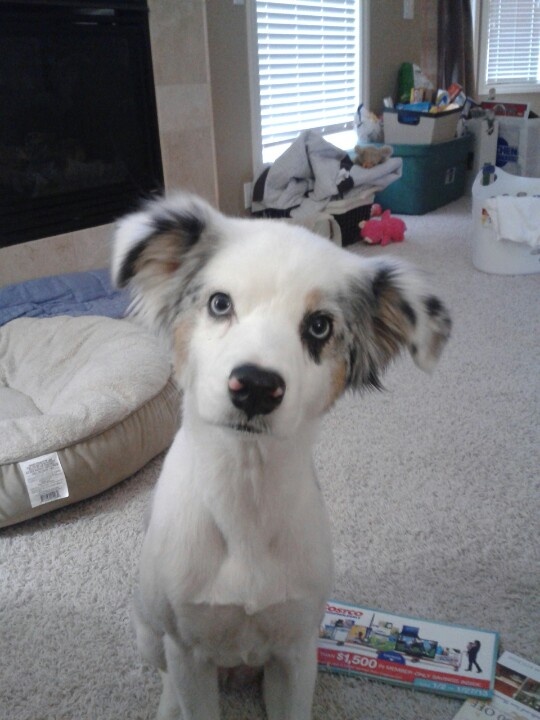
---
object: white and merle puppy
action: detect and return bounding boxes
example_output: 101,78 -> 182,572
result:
112,193 -> 451,720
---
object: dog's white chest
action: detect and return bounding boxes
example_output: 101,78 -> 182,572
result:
141,429 -> 334,618
203,544 -> 287,614
173,598 -> 325,668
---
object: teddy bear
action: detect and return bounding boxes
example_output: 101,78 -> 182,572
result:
359,204 -> 406,246
353,144 -> 393,169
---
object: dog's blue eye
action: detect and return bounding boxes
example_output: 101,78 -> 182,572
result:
209,292 -> 233,318
307,314 -> 332,341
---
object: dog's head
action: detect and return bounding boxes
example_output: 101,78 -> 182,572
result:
112,193 -> 451,438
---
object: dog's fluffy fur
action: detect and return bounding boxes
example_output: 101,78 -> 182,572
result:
112,193 -> 451,720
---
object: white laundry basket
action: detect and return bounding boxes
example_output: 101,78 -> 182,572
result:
472,167 -> 540,274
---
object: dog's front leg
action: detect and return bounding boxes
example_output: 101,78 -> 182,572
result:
160,634 -> 220,720
263,633 -> 318,720
156,670 -> 182,720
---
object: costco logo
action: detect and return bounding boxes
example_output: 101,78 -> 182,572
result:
326,604 -> 364,620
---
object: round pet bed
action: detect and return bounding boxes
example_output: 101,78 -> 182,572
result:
0,316 -> 180,528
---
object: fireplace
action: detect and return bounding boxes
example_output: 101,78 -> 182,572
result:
0,1 -> 164,247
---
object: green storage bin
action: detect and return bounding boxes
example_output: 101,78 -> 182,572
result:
375,134 -> 473,215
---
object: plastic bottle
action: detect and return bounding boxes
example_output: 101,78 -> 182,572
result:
397,63 -> 415,104
481,163 -> 495,186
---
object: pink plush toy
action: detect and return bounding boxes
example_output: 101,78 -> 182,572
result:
360,206 -> 406,246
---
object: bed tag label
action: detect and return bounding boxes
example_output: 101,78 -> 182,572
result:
19,452 -> 69,508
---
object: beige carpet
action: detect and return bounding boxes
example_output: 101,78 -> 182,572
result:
1,196 -> 539,719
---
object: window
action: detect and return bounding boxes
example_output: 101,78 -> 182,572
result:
248,0 -> 363,167
477,0 -> 540,95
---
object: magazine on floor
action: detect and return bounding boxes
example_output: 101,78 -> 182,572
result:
318,601 -> 499,699
453,651 -> 540,719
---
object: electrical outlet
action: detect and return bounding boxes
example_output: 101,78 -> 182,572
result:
403,0 -> 414,20
243,182 -> 253,210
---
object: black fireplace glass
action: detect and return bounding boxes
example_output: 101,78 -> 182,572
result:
0,2 -> 164,247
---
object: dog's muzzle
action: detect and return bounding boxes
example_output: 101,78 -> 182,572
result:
228,364 -> 286,420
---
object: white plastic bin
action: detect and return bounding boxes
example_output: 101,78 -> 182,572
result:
383,107 -> 461,145
472,167 -> 540,275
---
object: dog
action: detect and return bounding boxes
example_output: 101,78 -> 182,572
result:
111,192 -> 451,720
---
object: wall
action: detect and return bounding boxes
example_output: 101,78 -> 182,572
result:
150,0 -> 218,200
0,0 -> 218,288
206,0 -> 253,216
369,0 -> 438,112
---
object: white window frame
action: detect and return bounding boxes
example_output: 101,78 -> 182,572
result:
475,0 -> 540,96
247,0 -> 369,176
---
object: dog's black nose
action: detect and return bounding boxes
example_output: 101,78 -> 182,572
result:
228,364 -> 286,419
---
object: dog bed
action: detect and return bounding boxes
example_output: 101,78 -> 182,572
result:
0,315 -> 180,528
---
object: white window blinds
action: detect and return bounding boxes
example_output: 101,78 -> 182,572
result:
255,0 -> 359,161
483,0 -> 540,88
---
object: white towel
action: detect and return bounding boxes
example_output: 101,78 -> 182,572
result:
484,196 -> 540,249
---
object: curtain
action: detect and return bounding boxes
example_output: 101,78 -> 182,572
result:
437,0 -> 475,96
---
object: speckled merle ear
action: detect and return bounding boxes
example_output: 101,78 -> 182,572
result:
340,258 -> 452,391
111,192 -> 221,331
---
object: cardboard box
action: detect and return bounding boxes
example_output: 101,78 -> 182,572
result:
375,134 -> 473,215
383,107 -> 461,145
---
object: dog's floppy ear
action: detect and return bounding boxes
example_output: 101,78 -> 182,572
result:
342,258 -> 451,390
111,192 -> 219,330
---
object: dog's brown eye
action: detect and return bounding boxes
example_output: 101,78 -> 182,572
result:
209,292 -> 233,318
307,314 -> 333,341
